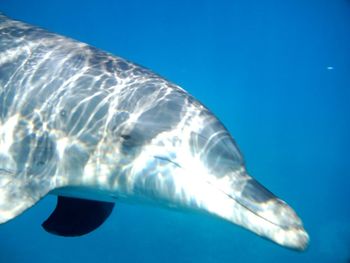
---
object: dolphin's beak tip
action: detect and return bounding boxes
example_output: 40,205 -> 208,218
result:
278,224 -> 309,252
295,228 -> 309,251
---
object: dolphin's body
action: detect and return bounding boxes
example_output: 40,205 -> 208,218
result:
0,14 -> 308,250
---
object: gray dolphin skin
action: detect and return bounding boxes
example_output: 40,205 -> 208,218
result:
0,13 -> 309,250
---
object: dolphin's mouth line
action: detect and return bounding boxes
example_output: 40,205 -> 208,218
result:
152,155 -> 300,231
205,180 -> 299,231
153,155 -> 182,168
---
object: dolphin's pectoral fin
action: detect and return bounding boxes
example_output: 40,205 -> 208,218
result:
42,196 -> 115,237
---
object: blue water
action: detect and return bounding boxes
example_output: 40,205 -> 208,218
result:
0,0 -> 349,262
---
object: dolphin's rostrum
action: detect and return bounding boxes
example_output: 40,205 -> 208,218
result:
0,13 -> 309,250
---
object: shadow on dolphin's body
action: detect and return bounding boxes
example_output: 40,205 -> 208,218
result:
0,13 -> 308,250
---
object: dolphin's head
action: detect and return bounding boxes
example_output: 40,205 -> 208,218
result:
112,85 -> 309,250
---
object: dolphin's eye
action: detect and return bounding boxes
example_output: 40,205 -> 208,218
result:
121,134 -> 131,140
120,133 -> 137,148
119,133 -> 144,155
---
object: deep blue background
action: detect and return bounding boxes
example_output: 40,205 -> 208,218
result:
0,0 -> 349,262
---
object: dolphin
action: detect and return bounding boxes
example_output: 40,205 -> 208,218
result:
0,13 -> 309,250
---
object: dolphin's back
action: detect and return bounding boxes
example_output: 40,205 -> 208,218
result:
1,14 -> 115,120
